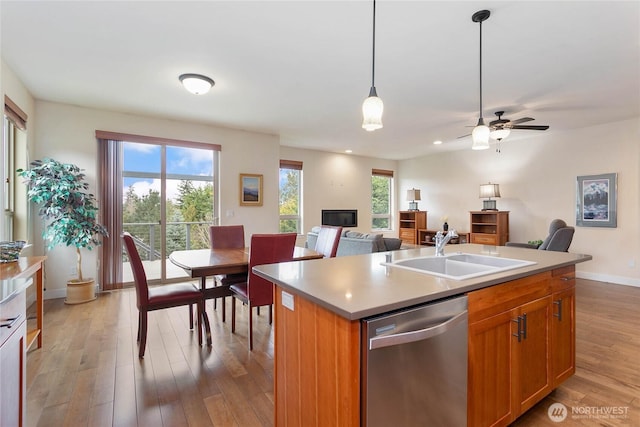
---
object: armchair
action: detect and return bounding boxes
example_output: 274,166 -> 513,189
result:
506,219 -> 575,252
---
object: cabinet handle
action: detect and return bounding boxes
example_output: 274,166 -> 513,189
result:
521,313 -> 527,340
553,299 -> 563,321
560,276 -> 575,282
512,317 -> 522,342
1,316 -> 19,328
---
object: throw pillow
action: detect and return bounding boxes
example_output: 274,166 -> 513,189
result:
364,233 -> 386,251
345,231 -> 365,239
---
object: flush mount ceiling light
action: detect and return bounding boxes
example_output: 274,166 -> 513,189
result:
471,10 -> 491,150
179,73 -> 215,95
362,0 -> 383,131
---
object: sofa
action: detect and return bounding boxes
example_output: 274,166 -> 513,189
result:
305,226 -> 404,257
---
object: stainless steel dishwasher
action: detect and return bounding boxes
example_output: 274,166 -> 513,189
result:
362,295 -> 468,427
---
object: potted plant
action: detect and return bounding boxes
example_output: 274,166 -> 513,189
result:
18,158 -> 108,304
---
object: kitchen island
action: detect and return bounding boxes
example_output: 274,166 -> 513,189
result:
253,244 -> 592,427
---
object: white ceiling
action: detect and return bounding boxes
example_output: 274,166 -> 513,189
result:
1,1 -> 638,160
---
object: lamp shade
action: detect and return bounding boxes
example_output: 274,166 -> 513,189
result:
179,73 -> 215,95
472,122 -> 490,150
406,188 -> 421,201
479,183 -> 501,199
362,87 -> 384,131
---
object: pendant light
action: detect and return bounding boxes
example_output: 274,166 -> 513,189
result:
471,10 -> 491,150
362,0 -> 383,131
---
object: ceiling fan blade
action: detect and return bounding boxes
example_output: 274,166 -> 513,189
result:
509,117 -> 535,125
511,125 -> 549,130
457,133 -> 471,139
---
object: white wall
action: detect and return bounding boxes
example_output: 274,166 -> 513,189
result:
399,118 -> 640,287
31,100 -> 281,299
279,146 -> 398,236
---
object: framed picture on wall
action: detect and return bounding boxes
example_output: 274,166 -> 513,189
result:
239,173 -> 263,206
576,173 -> 617,228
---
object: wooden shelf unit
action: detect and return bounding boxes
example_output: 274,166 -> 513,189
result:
398,211 -> 427,245
469,211 -> 509,246
0,256 -> 46,351
418,229 -> 469,246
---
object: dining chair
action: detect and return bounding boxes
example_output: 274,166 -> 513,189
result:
314,225 -> 342,258
205,225 -> 247,321
123,232 -> 205,358
230,232 -> 297,350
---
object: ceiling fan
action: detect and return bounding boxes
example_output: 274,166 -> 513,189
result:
487,111 -> 549,152
489,111 -> 549,136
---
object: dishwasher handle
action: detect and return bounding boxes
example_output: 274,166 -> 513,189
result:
369,310 -> 467,350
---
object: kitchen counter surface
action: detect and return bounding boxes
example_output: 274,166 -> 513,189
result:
253,243 -> 592,320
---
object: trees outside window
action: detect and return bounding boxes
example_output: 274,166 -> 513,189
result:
279,160 -> 302,233
372,169 -> 393,230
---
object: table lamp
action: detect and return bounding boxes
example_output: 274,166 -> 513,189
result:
479,183 -> 500,211
407,188 -> 421,211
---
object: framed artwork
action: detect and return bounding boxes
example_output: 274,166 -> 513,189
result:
239,173 -> 263,206
576,173 -> 617,228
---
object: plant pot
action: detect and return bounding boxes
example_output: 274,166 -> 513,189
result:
65,278 -> 97,304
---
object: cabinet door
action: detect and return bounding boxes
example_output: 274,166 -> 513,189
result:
513,296 -> 552,414
468,310 -> 515,427
0,319 -> 26,427
551,287 -> 576,386
470,234 -> 497,245
399,228 -> 416,244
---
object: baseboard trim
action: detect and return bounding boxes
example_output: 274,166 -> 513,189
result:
577,271 -> 640,288
43,283 -> 101,300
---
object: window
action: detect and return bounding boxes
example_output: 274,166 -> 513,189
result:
372,168 -> 393,230
2,96 -> 28,242
279,160 -> 302,233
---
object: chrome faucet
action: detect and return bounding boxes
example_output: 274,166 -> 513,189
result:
435,229 -> 458,256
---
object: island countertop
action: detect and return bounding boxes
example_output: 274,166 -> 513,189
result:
252,243 -> 592,320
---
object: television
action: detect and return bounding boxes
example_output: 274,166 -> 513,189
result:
321,209 -> 358,227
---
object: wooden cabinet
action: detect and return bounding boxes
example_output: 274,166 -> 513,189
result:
470,211 -> 509,246
274,288 -> 360,426
274,266 -> 576,427
418,229 -> 469,246
550,266 -> 576,387
0,282 -> 28,427
398,211 -> 426,245
0,256 -> 46,351
467,266 -> 575,427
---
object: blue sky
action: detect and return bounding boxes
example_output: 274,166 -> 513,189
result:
123,142 -> 214,200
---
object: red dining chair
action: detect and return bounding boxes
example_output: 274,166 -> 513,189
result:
314,225 -> 342,258
123,232 -> 205,358
205,225 -> 247,321
230,233 -> 297,350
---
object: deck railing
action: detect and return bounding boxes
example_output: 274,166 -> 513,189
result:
123,221 -> 215,261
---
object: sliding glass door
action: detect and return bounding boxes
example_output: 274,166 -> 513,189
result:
120,141 -> 216,284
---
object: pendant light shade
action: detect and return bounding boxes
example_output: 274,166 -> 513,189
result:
362,0 -> 383,131
362,87 -> 384,131
471,10 -> 491,150
472,119 -> 490,150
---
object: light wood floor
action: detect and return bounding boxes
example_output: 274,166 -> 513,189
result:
25,279 -> 639,427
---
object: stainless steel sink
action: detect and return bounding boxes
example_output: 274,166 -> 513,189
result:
382,252 -> 536,280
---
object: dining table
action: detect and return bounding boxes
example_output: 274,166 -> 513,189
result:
169,246 -> 323,345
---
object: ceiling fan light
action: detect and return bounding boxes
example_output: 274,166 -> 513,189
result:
490,128 -> 511,140
472,124 -> 490,150
179,73 -> 214,95
362,88 -> 384,131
